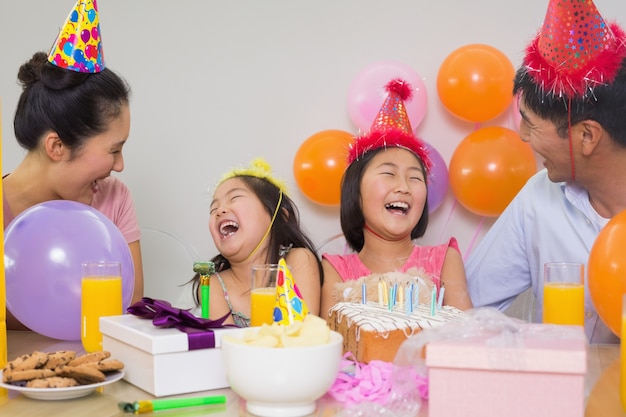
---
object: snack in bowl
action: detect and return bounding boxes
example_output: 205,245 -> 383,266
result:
2,350 -> 124,388
225,314 -> 331,347
222,315 -> 343,417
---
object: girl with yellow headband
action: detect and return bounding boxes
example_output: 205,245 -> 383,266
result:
190,159 -> 322,327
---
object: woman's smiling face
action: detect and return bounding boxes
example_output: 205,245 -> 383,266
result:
55,104 -> 130,205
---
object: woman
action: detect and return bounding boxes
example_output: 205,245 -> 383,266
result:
3,51 -> 144,330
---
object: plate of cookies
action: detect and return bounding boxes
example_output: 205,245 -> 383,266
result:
0,350 -> 125,400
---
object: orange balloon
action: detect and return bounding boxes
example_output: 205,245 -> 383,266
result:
293,129 -> 353,206
437,44 -> 515,123
449,126 -> 536,217
588,209 -> 626,338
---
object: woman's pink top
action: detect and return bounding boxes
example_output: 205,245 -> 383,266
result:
322,237 -> 459,290
3,175 -> 140,243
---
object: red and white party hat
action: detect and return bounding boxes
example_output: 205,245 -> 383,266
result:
48,0 -> 105,73
273,258 -> 309,325
523,0 -> 626,98
348,79 -> 431,170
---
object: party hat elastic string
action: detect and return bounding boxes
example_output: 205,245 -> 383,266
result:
567,97 -> 575,181
242,190 -> 283,262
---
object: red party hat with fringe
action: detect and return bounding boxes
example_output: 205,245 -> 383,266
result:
48,0 -> 105,73
348,78 -> 431,170
523,0 -> 626,98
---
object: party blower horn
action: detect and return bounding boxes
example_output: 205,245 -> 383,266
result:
193,261 -> 215,319
273,258 -> 309,325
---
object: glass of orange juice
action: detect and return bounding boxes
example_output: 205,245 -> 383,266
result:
81,261 -> 123,352
250,264 -> 280,327
542,262 -> 584,326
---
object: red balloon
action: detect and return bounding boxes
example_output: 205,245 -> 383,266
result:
293,130 -> 353,206
588,209 -> 626,338
449,126 -> 537,217
437,44 -> 515,123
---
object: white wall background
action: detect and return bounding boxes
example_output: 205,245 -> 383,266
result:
2,1 -> 626,263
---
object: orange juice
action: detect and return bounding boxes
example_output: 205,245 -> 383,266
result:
250,288 -> 276,326
81,276 -> 122,352
542,282 -> 584,326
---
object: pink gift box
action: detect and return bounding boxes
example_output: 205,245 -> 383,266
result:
425,324 -> 587,417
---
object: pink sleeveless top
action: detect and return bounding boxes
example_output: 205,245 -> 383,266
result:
322,237 -> 460,290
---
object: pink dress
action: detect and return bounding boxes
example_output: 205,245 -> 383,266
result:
322,237 -> 460,290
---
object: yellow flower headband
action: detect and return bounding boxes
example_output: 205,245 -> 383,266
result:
219,158 -> 289,196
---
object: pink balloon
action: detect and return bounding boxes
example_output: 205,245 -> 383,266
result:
347,61 -> 428,133
425,142 -> 449,213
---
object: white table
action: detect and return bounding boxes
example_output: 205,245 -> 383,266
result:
1,331 -> 621,417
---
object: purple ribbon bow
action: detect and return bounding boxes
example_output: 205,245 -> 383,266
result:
127,297 -> 233,350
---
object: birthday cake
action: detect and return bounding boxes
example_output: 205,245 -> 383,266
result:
327,301 -> 468,363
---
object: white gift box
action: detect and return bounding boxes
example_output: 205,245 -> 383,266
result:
100,314 -> 246,397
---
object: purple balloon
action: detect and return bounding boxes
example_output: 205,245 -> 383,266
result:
4,200 -> 134,340
425,142 -> 449,213
81,29 -> 91,43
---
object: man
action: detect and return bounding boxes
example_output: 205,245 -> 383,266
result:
466,0 -> 626,343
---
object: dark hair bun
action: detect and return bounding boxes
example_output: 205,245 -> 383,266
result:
17,52 -> 48,89
17,51 -> 89,91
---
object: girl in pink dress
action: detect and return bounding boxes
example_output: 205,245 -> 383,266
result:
320,79 -> 472,317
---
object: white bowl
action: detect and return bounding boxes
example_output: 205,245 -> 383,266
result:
222,330 -> 343,417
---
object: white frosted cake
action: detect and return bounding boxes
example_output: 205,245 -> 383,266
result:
327,301 -> 468,363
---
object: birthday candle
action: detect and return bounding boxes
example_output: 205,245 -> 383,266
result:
393,282 -> 398,307
378,279 -> 384,306
398,284 -> 404,308
388,287 -> 394,311
430,285 -> 436,316
413,283 -> 419,311
405,284 -> 411,316
437,285 -> 446,310
382,280 -> 388,306
362,282 -> 366,304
